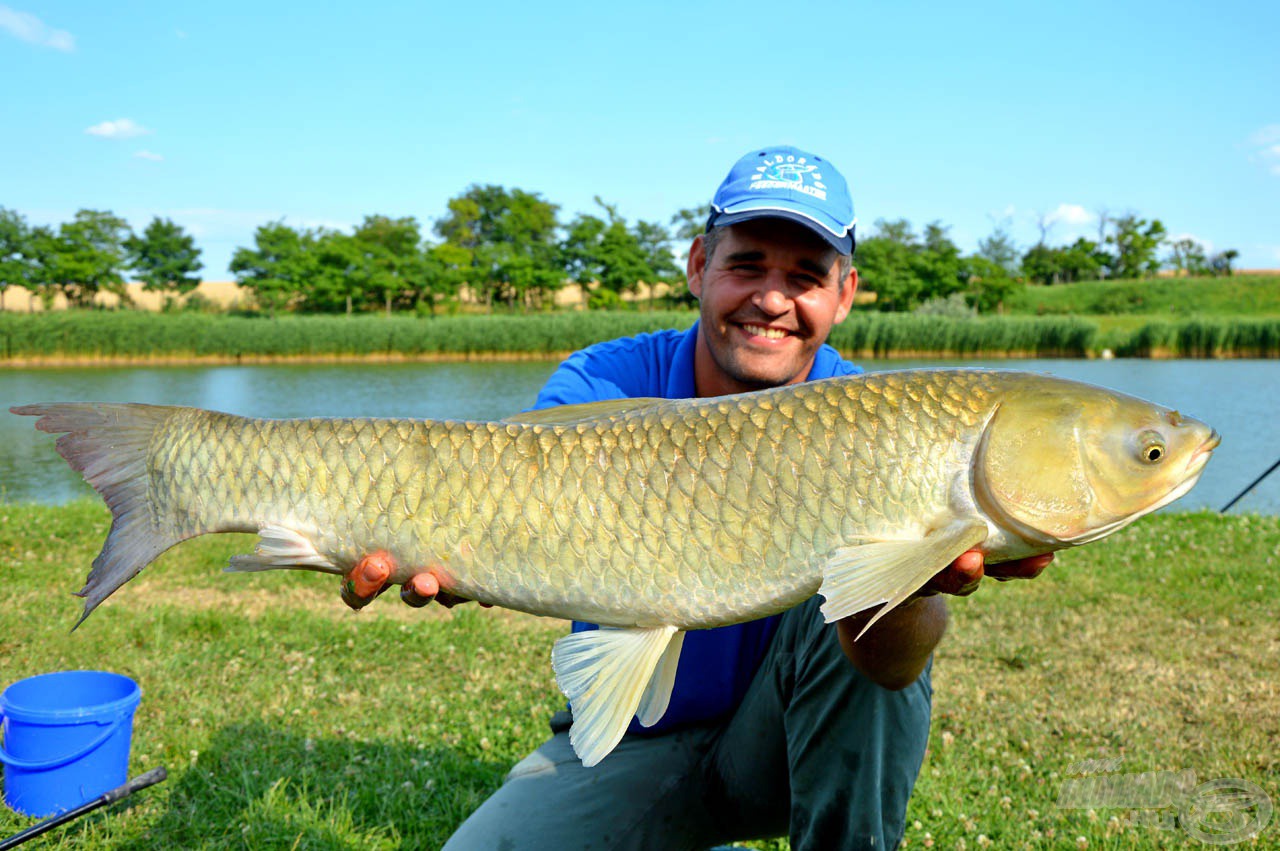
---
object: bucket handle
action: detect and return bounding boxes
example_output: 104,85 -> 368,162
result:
0,711 -> 127,772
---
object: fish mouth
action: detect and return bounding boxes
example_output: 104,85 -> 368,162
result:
1192,429 -> 1221,465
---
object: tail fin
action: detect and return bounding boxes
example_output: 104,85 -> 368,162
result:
11,403 -> 190,627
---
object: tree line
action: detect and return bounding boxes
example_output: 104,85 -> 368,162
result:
0,191 -> 1240,315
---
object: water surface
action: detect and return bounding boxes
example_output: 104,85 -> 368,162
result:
1,359 -> 1276,513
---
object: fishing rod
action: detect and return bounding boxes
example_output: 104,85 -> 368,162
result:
1220,456 -> 1280,513
0,767 -> 167,850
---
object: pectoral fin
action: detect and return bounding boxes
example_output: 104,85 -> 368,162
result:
819,519 -> 989,638
226,524 -> 338,573
551,625 -> 682,767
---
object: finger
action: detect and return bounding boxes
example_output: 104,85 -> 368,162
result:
340,550 -> 395,611
400,572 -> 440,608
434,591 -> 468,609
988,553 -> 1055,582
931,550 -> 985,597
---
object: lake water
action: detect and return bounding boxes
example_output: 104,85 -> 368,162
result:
1,359 -> 1277,513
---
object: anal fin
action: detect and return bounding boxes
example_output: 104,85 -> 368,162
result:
636,630 -> 685,727
819,519 -> 988,638
551,625 -> 680,767
226,524 -> 337,574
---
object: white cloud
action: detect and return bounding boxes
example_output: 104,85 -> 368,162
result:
85,118 -> 151,139
134,150 -> 164,161
0,5 -> 74,51
1248,125 -> 1280,146
1246,125 -> 1280,176
1045,203 -> 1093,227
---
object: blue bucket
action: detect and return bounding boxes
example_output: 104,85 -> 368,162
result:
0,671 -> 141,817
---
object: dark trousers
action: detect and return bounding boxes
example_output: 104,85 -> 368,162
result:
443,596 -> 933,850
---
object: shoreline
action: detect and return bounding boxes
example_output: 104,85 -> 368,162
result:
0,348 -> 1226,368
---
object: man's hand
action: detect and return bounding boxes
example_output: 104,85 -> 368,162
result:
838,549 -> 1054,689
917,550 -> 1054,598
339,550 -> 488,611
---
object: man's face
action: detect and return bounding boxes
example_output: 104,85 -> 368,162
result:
687,219 -> 857,397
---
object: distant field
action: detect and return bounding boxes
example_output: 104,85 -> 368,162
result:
1006,274 -> 1280,317
0,503 -> 1275,848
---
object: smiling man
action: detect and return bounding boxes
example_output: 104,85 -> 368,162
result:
346,145 -> 1051,850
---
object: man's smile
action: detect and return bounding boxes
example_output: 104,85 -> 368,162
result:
738,322 -> 793,341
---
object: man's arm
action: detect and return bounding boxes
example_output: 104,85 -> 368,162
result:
837,551 -> 1054,690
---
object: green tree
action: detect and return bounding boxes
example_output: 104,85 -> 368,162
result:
1166,237 -> 1209,276
1020,243 -> 1062,286
632,219 -> 681,308
669,205 -> 710,243
963,255 -> 1022,314
20,225 -> 61,308
47,210 -> 133,307
230,221 -> 316,315
352,215 -> 426,316
1107,214 -> 1167,279
976,225 -> 1019,276
419,242 -> 470,314
856,219 -> 924,311
0,207 -> 30,310
434,185 -> 561,310
1209,249 -> 1239,277
1058,238 -> 1107,282
308,229 -> 365,314
125,217 -> 203,303
562,199 -> 654,305
913,221 -> 965,303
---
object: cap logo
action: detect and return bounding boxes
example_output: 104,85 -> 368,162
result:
751,154 -> 828,200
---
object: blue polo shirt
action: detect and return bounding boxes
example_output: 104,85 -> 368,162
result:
532,322 -> 863,733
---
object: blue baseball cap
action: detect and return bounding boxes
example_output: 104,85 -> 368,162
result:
707,145 -> 856,254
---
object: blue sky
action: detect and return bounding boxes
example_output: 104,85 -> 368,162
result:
3,0 -> 1277,279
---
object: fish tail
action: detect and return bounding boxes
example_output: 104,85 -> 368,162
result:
11,402 -> 192,627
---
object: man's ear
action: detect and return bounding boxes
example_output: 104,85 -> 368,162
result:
834,267 -> 858,324
686,235 -> 706,299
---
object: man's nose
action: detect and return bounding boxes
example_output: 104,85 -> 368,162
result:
752,275 -> 792,314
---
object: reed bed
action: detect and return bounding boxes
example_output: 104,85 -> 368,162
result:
2,310 -> 1279,362
829,314 -> 1097,357
1116,318 -> 1280,358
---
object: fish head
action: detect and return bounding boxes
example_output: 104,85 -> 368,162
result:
975,378 -> 1219,547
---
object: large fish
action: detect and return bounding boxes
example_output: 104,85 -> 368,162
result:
13,369 -> 1218,766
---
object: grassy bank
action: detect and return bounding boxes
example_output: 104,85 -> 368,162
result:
1006,274 -> 1280,317
0,503 -> 1275,848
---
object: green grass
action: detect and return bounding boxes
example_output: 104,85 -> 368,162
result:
1006,274 -> 1280,317
1,502 -> 1276,848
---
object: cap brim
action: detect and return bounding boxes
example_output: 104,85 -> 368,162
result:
708,209 -> 855,254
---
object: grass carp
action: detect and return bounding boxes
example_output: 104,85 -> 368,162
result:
13,368 -> 1219,766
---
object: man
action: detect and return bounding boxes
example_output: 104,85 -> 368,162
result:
343,145 -> 1052,849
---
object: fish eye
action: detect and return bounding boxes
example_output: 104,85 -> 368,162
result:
1138,431 -> 1166,464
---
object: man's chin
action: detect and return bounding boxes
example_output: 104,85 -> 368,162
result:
722,356 -> 804,391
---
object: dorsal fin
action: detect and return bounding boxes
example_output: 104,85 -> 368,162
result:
503,398 -> 667,426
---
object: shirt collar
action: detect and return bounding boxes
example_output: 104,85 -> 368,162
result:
668,320 -> 845,399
